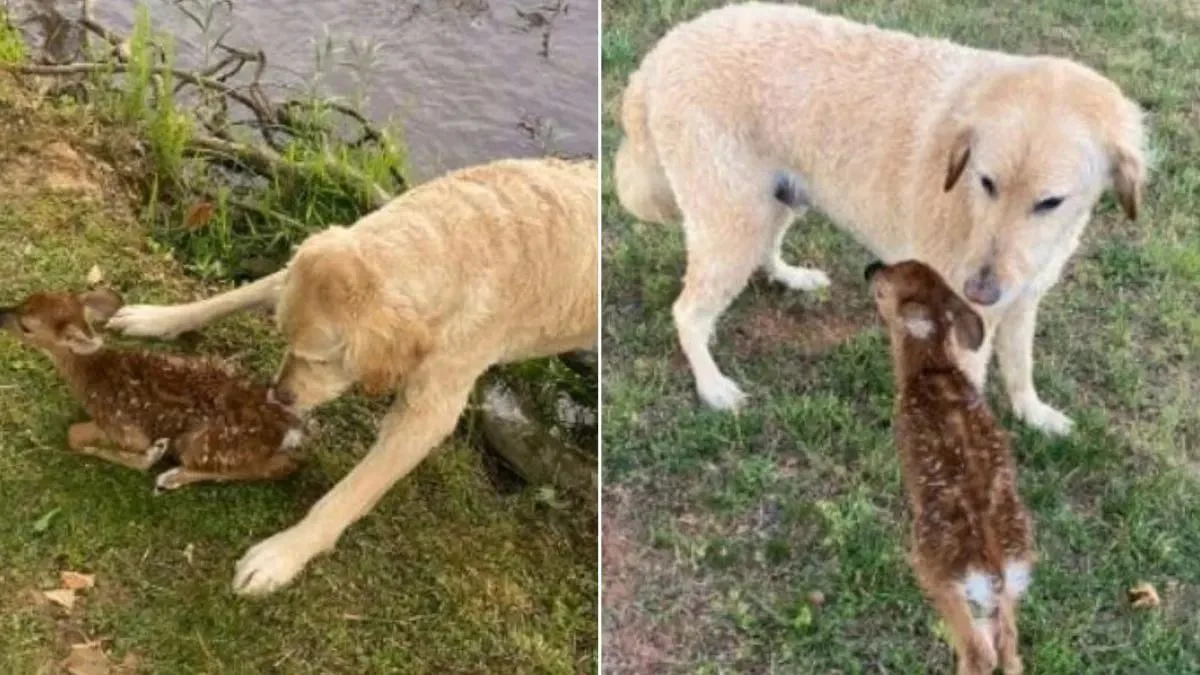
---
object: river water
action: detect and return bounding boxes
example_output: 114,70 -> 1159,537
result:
28,0 -> 597,179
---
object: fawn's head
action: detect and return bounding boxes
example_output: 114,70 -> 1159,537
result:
865,260 -> 985,358
0,289 -> 124,356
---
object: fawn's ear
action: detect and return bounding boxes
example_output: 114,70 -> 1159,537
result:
60,324 -> 103,354
78,288 -> 125,325
899,301 -> 935,339
949,297 -> 986,351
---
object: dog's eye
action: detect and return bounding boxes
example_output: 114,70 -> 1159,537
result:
1033,196 -> 1064,213
980,176 -> 997,197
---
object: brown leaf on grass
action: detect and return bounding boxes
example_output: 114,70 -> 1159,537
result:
62,641 -> 110,675
43,588 -> 76,610
807,590 -> 826,606
61,571 -> 96,591
184,201 -> 216,230
1129,582 -> 1160,609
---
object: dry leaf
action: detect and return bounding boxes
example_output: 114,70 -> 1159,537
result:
1129,582 -> 1160,609
807,590 -> 826,606
184,201 -> 216,230
61,571 -> 96,591
86,264 -> 104,286
183,543 -> 195,566
62,641 -> 110,675
43,588 -> 76,610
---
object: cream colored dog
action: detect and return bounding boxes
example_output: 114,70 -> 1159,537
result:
108,158 -> 598,596
615,2 -> 1146,435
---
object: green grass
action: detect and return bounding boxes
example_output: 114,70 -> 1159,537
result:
601,1 -> 1200,672
0,69 -> 594,675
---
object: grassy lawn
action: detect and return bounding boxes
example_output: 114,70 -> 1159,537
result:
601,1 -> 1200,672
0,74 -> 595,673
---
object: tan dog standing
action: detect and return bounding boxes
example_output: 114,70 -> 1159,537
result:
868,259 -> 1034,675
108,158 -> 598,595
616,2 -> 1146,434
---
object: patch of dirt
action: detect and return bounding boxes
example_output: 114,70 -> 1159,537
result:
731,304 -> 871,358
0,139 -> 107,200
601,486 -> 676,674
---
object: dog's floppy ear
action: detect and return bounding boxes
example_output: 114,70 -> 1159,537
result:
899,301 -> 935,340
948,296 -> 985,351
944,128 -> 973,192
1111,144 -> 1144,221
345,302 -> 431,396
78,288 -> 124,326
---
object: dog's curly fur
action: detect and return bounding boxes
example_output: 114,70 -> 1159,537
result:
615,2 -> 1147,434
107,157 -> 598,595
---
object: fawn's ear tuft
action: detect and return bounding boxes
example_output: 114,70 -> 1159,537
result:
79,288 -> 125,325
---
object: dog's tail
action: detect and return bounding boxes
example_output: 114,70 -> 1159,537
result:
614,68 -> 680,224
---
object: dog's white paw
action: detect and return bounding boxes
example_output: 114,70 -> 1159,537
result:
771,265 -> 830,292
233,528 -> 316,597
106,305 -> 191,339
1013,397 -> 1074,436
697,374 -> 747,411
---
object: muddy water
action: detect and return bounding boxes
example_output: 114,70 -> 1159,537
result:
81,0 -> 596,179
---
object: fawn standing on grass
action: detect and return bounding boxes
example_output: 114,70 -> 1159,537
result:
0,288 -> 305,492
866,260 -> 1035,675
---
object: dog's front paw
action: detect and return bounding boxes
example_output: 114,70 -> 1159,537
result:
697,374 -> 747,411
233,528 -> 317,597
106,305 -> 191,339
1013,397 -> 1073,436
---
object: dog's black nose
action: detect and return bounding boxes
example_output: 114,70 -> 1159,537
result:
864,260 -> 885,281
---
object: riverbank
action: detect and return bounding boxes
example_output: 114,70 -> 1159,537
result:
0,15 -> 595,674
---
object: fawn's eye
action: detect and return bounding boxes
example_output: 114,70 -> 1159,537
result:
17,321 -> 31,334
980,176 -> 997,197
1033,196 -> 1064,213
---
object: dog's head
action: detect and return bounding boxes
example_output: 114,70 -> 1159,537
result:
270,226 -> 430,413
866,259 -> 985,356
943,58 -> 1146,308
0,289 -> 123,356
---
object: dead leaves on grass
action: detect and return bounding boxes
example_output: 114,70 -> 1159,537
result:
59,641 -> 141,675
42,571 -> 96,611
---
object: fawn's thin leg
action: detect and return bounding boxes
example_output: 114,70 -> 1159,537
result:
997,595 -> 1023,674
927,583 -> 998,675
67,422 -> 168,471
155,453 -> 299,492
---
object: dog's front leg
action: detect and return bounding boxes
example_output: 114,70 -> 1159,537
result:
996,293 -> 1073,436
232,361 -> 480,597
108,269 -> 287,339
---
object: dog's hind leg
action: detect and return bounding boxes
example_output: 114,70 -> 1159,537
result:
764,172 -> 831,291
671,183 -> 782,411
106,269 -> 287,339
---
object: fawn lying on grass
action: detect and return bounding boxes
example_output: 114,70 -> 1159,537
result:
866,260 -> 1035,675
0,288 -> 305,492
